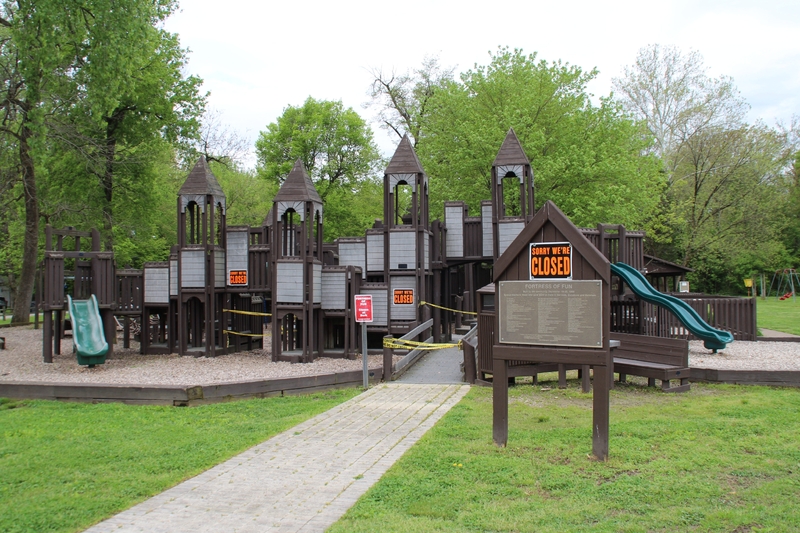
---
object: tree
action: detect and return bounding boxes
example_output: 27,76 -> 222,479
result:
0,0 -> 90,324
613,45 -> 794,289
366,56 -> 454,148
612,44 -> 748,177
60,1 -> 205,251
182,108 -> 252,169
0,0 -> 204,323
255,97 -> 384,240
417,48 -> 663,227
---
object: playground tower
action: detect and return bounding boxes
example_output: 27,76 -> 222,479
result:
175,157 -> 227,356
269,160 -> 324,363
491,128 -> 535,261
381,135 -> 433,332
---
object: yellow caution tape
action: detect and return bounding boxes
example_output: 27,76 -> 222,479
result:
382,337 -> 462,350
418,301 -> 477,316
223,330 -> 267,337
223,308 -> 272,317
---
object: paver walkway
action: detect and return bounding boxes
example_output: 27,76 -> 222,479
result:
83,348 -> 468,533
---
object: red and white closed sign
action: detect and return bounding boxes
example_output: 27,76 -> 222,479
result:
354,295 -> 373,323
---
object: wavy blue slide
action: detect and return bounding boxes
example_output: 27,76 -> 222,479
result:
67,294 -> 109,366
611,262 -> 734,352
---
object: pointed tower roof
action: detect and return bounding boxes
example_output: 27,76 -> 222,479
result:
273,159 -> 323,204
385,134 -> 425,175
178,156 -> 226,198
493,128 -> 530,167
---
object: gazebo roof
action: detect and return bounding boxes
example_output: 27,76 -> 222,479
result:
178,156 -> 226,199
643,254 -> 693,276
273,159 -> 323,204
493,128 -> 530,167
385,134 -> 425,175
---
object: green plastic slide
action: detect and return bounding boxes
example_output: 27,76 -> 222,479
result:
67,295 -> 109,366
611,262 -> 734,352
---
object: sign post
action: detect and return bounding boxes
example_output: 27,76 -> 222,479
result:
354,295 -> 373,389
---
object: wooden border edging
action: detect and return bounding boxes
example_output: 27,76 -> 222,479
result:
690,368 -> 800,387
0,369 -> 382,406
756,337 -> 800,343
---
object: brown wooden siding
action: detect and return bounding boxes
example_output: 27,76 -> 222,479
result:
611,296 -> 756,341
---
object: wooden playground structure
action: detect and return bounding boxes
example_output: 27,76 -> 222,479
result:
38,130 -> 754,383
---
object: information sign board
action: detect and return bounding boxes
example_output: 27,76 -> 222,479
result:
498,280 -> 602,348
354,295 -> 373,323
530,242 -> 572,280
393,289 -> 414,305
228,270 -> 248,286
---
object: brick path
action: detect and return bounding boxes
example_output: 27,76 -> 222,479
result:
83,357 -> 468,533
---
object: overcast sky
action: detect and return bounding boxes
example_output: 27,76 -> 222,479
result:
164,0 -> 799,166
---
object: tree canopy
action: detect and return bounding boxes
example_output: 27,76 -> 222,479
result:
0,0 -> 205,321
410,48 -> 663,228
613,45 -> 796,292
255,97 -> 384,240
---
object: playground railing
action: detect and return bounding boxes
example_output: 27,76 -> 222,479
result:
611,295 -> 756,341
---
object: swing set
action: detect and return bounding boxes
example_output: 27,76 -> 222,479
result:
767,269 -> 800,300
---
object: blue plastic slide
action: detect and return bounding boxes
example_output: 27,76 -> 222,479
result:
611,262 -> 734,352
67,295 -> 109,366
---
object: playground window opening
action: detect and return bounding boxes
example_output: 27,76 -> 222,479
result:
185,201 -> 201,245
393,182 -> 413,226
281,209 -> 298,257
502,176 -> 522,217
214,202 -> 223,246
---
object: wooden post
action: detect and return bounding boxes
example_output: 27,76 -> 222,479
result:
592,365 -> 610,461
433,271 -> 442,343
383,334 -> 393,382
581,365 -> 591,393
492,357 -> 508,447
463,340 -> 477,384
43,311 -> 53,363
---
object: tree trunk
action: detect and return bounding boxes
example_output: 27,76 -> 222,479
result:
102,133 -> 116,251
101,107 -> 126,251
12,122 -> 38,326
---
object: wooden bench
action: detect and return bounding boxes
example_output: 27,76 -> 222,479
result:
611,333 -> 690,392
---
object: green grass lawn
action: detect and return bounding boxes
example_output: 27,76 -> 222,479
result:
0,312 -> 45,326
756,296 -> 800,335
330,383 -> 800,533
0,389 -> 360,533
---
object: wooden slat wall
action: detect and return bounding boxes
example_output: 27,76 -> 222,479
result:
390,275 -> 417,320
226,230 -> 249,281
116,270 -> 142,314
92,255 -> 115,306
276,261 -> 303,303
169,259 -> 178,296
366,231 -> 383,272
481,202 -> 493,258
444,203 -> 464,258
615,296 -> 757,341
478,312 -> 495,376
497,221 -> 524,256
389,230 -> 415,270
313,263 -> 322,304
361,284 -> 388,326
144,263 -> 170,304
75,261 -> 92,299
464,218 -> 482,257
322,269 -> 347,310
181,250 -> 205,288
338,239 -> 366,273
248,246 -> 270,291
214,250 -> 225,288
